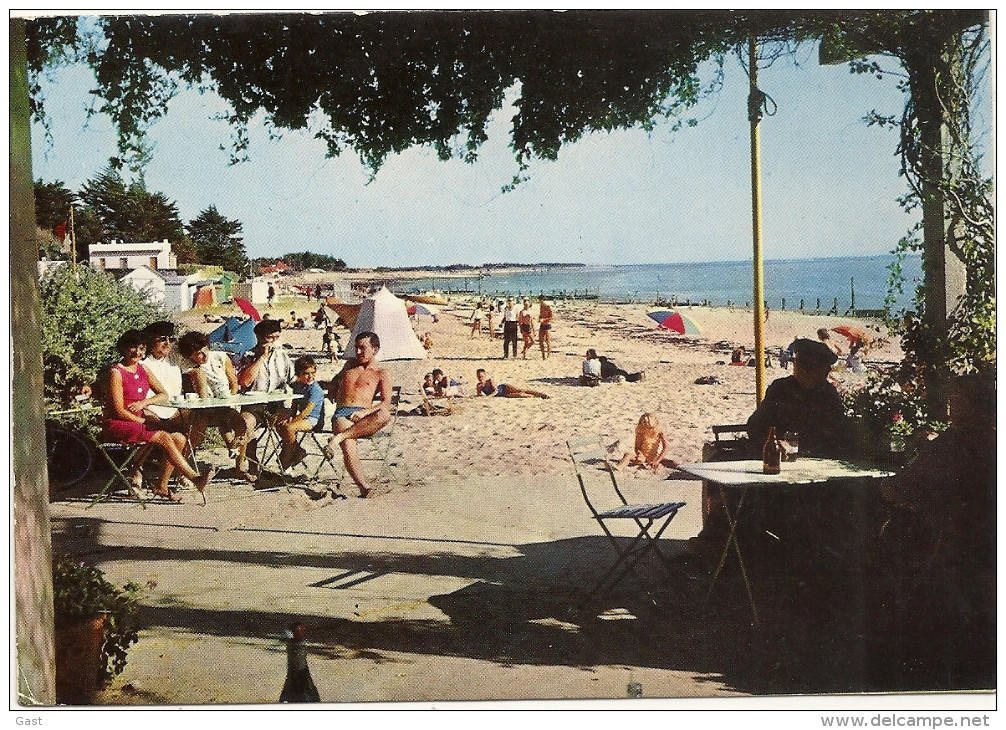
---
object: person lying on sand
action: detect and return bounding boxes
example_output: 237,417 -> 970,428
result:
474,368 -> 549,399
612,412 -> 678,471
322,331 -> 392,498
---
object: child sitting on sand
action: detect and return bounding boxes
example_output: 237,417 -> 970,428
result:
612,413 -> 678,471
422,373 -> 437,397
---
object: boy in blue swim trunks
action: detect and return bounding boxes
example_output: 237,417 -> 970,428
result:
277,356 -> 326,470
322,332 -> 393,497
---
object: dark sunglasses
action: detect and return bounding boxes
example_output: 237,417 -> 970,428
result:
155,335 -> 177,343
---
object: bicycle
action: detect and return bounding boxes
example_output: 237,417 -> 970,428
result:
45,418 -> 95,492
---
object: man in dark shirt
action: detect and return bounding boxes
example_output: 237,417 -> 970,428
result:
747,338 -> 848,458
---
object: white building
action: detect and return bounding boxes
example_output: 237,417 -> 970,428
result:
119,265 -> 167,304
89,239 -> 177,272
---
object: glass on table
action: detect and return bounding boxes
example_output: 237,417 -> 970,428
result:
781,431 -> 799,461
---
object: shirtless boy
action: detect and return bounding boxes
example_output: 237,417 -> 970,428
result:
322,331 -> 392,497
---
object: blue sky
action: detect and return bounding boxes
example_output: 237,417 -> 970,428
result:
30,24 -> 925,268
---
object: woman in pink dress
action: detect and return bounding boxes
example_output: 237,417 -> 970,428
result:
102,329 -> 215,502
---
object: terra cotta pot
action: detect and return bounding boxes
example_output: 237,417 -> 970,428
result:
54,615 -> 106,704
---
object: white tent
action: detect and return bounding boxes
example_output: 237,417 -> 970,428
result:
348,286 -> 427,361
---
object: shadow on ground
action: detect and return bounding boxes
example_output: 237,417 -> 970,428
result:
52,512 -> 995,701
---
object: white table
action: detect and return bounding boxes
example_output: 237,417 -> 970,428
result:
170,391 -> 303,474
168,391 -> 300,411
676,458 -> 894,624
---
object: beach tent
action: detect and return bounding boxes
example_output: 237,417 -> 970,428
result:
326,298 -> 361,330
208,316 -> 257,356
349,287 -> 426,361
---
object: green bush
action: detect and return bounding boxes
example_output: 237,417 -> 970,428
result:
39,263 -> 169,408
52,554 -> 141,683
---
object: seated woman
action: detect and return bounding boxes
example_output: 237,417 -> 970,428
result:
612,412 -> 678,471
474,368 -> 549,399
176,331 -> 258,483
581,348 -> 602,386
102,329 -> 214,502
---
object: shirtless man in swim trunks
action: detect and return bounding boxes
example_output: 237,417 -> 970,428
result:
322,331 -> 392,497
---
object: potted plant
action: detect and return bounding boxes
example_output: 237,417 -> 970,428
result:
52,554 -> 141,703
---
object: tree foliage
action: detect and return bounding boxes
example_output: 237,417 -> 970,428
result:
275,251 -> 347,272
77,166 -> 185,245
39,263 -> 168,407
24,10 -> 992,385
33,179 -> 76,229
186,205 -> 248,272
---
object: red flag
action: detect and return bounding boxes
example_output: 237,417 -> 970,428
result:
54,221 -> 67,241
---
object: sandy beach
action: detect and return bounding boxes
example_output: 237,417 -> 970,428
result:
48,294 -> 919,706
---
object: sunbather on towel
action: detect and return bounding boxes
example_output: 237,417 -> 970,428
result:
474,368 -> 549,399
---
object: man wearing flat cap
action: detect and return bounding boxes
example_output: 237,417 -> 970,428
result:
746,338 -> 849,459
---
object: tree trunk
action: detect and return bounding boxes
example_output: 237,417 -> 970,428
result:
908,23 -> 968,415
10,17 -> 57,706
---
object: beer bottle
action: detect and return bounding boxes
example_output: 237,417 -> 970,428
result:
280,622 -> 321,703
762,426 -> 781,474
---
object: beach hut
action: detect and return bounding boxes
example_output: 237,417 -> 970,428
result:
349,287 -> 426,361
217,271 -> 238,302
193,283 -> 217,308
208,316 -> 257,356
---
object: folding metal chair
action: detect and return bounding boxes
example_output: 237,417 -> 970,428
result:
47,400 -> 151,507
287,386 -> 403,490
700,423 -> 751,529
567,437 -> 685,608
358,386 -> 403,484
90,439 -> 153,507
419,394 -> 452,416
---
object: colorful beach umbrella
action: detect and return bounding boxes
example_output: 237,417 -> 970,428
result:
646,310 -> 675,324
647,310 -> 701,335
234,297 -> 261,322
407,302 -> 440,318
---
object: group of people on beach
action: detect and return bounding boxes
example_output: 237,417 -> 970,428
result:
95,319 -> 393,501
471,296 -> 552,360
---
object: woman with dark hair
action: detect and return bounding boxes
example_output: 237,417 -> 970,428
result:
102,329 -> 215,502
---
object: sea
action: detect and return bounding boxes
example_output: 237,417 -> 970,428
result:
395,254 -> 923,314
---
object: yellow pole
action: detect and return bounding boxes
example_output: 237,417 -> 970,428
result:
69,204 -> 77,266
749,36 -> 766,405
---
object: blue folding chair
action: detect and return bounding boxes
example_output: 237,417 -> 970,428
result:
567,437 -> 686,608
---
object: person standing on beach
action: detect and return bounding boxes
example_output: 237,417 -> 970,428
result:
322,332 -> 393,498
267,283 -> 276,308
470,301 -> 484,339
502,298 -> 519,359
518,299 -> 535,359
538,297 -> 553,359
